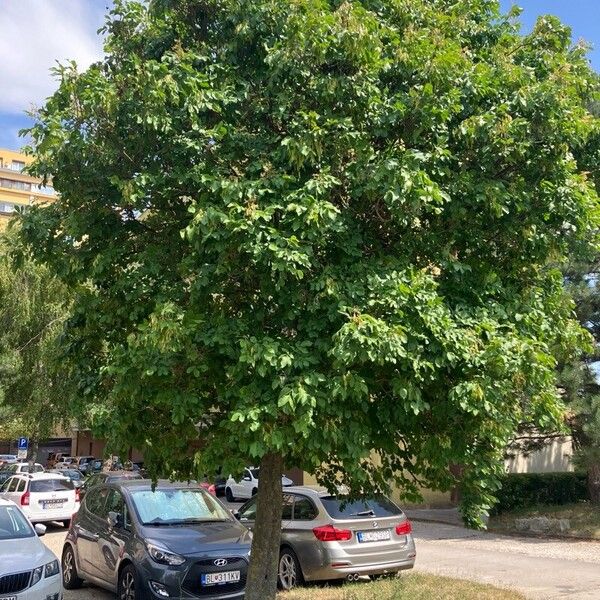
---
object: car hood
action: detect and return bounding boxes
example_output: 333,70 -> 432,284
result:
142,521 -> 252,556
0,536 -> 57,575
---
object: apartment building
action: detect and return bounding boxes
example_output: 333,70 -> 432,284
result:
0,147 -> 56,231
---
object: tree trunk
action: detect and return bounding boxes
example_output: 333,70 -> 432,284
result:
27,439 -> 39,468
588,463 -> 600,504
245,452 -> 284,600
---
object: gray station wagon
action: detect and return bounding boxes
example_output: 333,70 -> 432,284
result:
236,485 -> 416,589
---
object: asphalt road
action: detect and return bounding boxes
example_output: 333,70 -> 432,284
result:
40,518 -> 600,599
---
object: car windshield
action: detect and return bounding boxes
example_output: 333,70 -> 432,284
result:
0,505 -> 34,540
320,496 -> 402,518
30,479 -> 74,492
250,469 -> 259,479
62,470 -> 82,480
131,488 -> 231,525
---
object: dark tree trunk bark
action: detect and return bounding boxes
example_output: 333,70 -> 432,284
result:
588,463 -> 600,504
245,452 -> 284,600
27,439 -> 39,468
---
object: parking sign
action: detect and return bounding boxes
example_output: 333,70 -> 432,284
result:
17,437 -> 28,459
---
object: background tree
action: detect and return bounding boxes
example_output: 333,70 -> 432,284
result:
19,1 -> 599,597
0,230 -> 74,462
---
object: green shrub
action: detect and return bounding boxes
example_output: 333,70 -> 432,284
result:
491,472 -> 588,515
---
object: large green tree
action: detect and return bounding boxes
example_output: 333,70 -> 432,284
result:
20,0 -> 599,597
0,230 -> 73,460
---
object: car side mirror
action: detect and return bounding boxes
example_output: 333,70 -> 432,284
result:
108,511 -> 122,528
35,523 -> 46,537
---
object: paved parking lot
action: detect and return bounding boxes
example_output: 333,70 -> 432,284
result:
41,517 -> 600,600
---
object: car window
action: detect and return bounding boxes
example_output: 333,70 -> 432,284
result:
238,498 -> 257,522
86,486 -> 110,517
282,494 -> 293,520
320,496 -> 402,518
16,479 -> 26,493
250,469 -> 260,479
0,505 -> 34,540
293,496 -> 317,521
106,489 -> 130,527
0,479 -> 11,492
30,479 -> 74,493
131,488 -> 231,525
7,478 -> 19,493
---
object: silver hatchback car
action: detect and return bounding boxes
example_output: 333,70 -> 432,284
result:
236,486 -> 416,589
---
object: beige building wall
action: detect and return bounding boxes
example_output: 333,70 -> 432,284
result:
0,147 -> 56,231
505,436 -> 574,474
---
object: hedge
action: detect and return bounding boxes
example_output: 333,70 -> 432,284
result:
491,472 -> 589,515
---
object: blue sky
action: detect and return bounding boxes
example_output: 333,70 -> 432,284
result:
1,1 -> 599,151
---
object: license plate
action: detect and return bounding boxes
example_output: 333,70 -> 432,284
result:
42,499 -> 65,509
0,596 -> 17,600
357,529 -> 391,543
201,571 -> 241,586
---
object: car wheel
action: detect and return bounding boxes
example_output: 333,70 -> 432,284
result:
278,548 -> 303,590
62,545 -> 83,589
251,487 -> 258,496
118,564 -> 140,600
226,487 -> 234,502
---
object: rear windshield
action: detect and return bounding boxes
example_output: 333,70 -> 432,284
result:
30,479 -> 74,492
19,465 -> 44,473
320,496 -> 402,519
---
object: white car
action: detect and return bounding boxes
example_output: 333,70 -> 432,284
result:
225,467 -> 293,501
0,472 -> 80,526
0,498 -> 62,599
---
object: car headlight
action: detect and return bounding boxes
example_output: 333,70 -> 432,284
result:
146,541 -> 185,566
30,565 -> 43,587
45,559 -> 60,577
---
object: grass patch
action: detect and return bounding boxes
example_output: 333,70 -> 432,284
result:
489,502 -> 600,539
277,573 -> 525,600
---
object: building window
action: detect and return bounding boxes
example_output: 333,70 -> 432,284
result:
10,161 -> 25,172
35,183 -> 55,195
0,178 -> 31,191
0,202 -> 17,214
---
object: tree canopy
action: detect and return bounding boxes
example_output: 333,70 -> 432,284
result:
19,0 -> 600,595
0,230 -> 73,451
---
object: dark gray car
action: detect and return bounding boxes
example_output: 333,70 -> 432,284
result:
62,479 -> 252,599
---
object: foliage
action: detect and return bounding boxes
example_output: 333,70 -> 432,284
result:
490,472 -> 588,515
18,0 -> 600,543
0,230 -> 74,449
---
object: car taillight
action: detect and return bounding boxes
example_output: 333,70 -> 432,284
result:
21,491 -> 30,506
395,520 -> 412,535
75,488 -> 80,502
208,484 -> 216,496
313,524 -> 352,542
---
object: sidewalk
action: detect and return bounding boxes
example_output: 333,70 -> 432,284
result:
405,507 -> 463,527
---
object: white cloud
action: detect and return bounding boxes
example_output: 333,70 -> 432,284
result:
0,0 -> 109,114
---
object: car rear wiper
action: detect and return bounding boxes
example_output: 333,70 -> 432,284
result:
351,509 -> 376,517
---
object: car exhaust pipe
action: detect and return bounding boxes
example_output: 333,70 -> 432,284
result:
347,573 -> 359,581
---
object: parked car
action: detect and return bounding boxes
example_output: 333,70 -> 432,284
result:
79,470 -> 143,500
0,472 -> 80,526
74,455 -> 95,474
0,498 -> 62,598
55,456 -> 76,469
47,452 -> 72,469
236,486 -> 416,590
47,467 -> 85,488
0,454 -> 17,466
226,467 -> 293,501
62,479 -> 252,598
0,462 -> 44,485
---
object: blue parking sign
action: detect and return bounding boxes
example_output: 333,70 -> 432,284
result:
18,437 -> 28,451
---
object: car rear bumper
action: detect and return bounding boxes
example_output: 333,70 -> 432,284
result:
312,556 -> 416,581
27,510 -> 74,523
